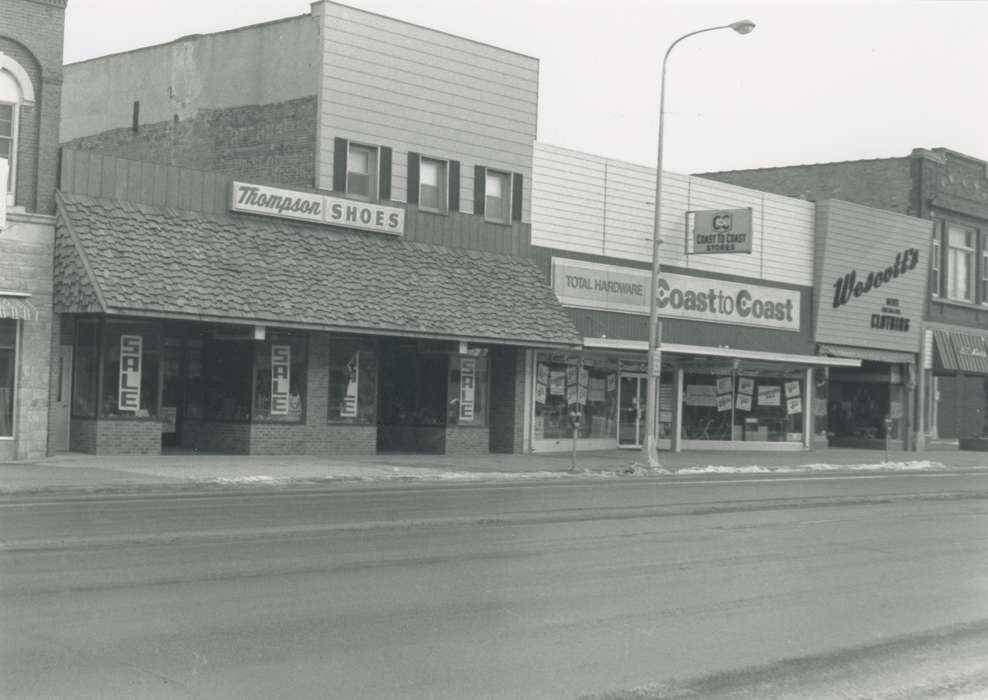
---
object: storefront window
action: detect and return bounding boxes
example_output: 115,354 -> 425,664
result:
0,320 -> 15,436
253,334 -> 306,422
813,367 -> 829,440
533,353 -> 618,441
100,322 -> 161,418
828,362 -> 903,441
447,355 -> 489,426
72,319 -> 100,418
328,337 -> 378,424
199,338 -> 252,420
683,366 -> 804,442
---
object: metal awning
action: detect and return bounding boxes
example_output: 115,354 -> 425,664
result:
583,337 -> 861,367
931,330 -> 988,374
817,343 -> 915,365
0,295 -> 38,321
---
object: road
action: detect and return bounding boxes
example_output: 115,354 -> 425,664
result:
2,470 -> 988,699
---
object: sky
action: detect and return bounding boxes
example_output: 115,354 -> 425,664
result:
62,0 -> 988,174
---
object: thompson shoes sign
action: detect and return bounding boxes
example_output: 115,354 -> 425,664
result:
551,257 -> 800,332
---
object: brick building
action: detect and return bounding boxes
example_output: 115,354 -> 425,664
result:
54,2 -> 580,456
0,0 -> 65,459
700,148 -> 988,443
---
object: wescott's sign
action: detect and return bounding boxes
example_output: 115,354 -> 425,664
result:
832,248 -> 920,334
231,182 -> 405,236
552,257 -> 800,332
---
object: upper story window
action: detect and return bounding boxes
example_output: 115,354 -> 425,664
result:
947,225 -> 975,302
931,222 -> 942,297
485,169 -> 510,223
0,67 -> 26,205
419,157 -> 447,212
982,233 -> 988,305
347,143 -> 377,200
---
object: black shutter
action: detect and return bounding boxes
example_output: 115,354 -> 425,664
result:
407,152 -> 420,205
448,160 -> 460,212
474,165 -> 486,217
511,172 -> 523,222
379,146 -> 392,201
333,137 -> 348,193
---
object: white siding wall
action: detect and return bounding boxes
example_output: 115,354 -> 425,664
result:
532,142 -> 816,286
314,2 -> 538,221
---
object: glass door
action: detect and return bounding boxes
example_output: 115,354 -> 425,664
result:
618,375 -> 646,448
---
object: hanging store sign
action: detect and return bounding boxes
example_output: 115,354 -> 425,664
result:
459,358 -> 477,421
118,335 -> 142,412
341,353 -> 359,417
231,182 -> 405,236
552,257 -> 800,332
688,208 -> 753,254
270,345 -> 291,415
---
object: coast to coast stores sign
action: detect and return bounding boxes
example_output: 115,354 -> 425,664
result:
689,208 -> 753,254
551,257 -> 800,332
230,182 -> 405,236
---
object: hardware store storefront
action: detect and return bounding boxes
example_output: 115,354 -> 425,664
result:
53,191 -> 581,456
532,256 -> 858,452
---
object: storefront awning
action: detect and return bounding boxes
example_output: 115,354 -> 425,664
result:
0,295 -> 38,321
931,330 -> 988,374
583,338 -> 861,367
817,343 -> 915,365
54,193 -> 582,349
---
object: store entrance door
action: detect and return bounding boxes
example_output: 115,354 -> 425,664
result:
618,374 -> 647,448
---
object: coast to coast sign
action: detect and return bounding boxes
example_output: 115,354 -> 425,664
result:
230,181 -> 405,236
551,257 -> 800,332
689,208 -> 753,254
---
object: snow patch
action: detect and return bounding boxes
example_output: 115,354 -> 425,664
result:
671,460 -> 946,475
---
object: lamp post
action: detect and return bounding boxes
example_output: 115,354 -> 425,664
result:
641,19 -> 755,468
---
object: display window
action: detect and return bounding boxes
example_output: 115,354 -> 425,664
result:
185,335 -> 252,421
72,319 -> 100,418
0,320 -> 15,436
827,362 -> 904,441
328,337 -> 378,424
533,353 -> 618,441
253,333 -> 307,422
682,364 -> 804,442
447,355 -> 489,427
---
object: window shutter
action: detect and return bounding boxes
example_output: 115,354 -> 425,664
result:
407,152 -> 420,205
940,220 -> 949,297
333,137 -> 348,193
511,172 -> 523,222
379,146 -> 392,201
474,165 -> 486,216
448,160 -> 460,212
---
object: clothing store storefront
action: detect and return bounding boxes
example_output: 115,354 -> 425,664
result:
533,256 -> 859,452
53,186 -> 580,456
811,200 -> 931,450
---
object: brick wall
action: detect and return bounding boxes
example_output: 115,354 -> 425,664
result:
445,426 -> 490,455
62,97 -> 318,190
699,157 -> 914,216
69,418 -> 162,455
179,420 -> 250,454
250,422 -> 306,455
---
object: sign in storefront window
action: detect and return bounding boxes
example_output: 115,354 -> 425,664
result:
328,338 -> 378,424
118,335 -> 142,412
447,356 -> 488,426
534,353 -> 617,440
100,322 -> 160,418
253,335 -> 306,422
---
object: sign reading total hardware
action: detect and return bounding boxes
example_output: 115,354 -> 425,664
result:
690,208 -> 753,254
552,258 -> 800,332
231,182 -> 405,236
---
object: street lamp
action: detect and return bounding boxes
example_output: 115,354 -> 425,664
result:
641,19 -> 755,468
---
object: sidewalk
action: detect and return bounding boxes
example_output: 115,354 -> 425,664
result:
1,447 -> 986,495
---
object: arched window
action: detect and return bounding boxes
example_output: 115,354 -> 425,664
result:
0,54 -> 35,206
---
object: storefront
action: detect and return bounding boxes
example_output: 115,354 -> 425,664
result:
925,328 -> 988,441
811,200 -> 932,449
53,183 -> 581,456
531,256 -> 860,452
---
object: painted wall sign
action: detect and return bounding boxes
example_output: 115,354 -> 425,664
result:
552,257 -> 801,332
118,335 -> 142,412
459,358 -> 476,421
690,208 -> 753,254
231,181 -> 405,236
814,200 -> 930,353
270,345 -> 291,416
341,353 -> 359,418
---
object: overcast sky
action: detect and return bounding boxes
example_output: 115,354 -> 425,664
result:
63,0 -> 987,174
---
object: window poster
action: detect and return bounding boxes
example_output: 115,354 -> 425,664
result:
459,358 -> 476,421
567,386 -> 579,405
534,415 -> 544,439
736,393 -> 752,411
606,373 -> 617,393
757,385 -> 781,406
785,380 -> 801,398
716,393 -> 733,412
579,368 -> 589,388
577,384 -> 588,406
341,352 -> 359,417
685,385 -> 717,407
589,377 -> 605,403
535,382 -> 548,405
549,371 -> 565,395
738,377 -> 754,395
270,344 -> 291,415
566,366 -> 578,386
118,335 -> 142,412
537,363 -> 550,384
890,401 -> 903,419
786,396 -> 803,415
716,376 -> 733,395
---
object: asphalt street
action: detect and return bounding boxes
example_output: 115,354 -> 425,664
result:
2,470 -> 988,699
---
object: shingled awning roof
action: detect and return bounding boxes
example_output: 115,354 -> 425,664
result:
55,193 -> 581,349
